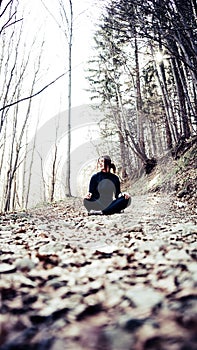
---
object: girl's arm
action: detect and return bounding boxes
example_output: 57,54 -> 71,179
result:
84,174 -> 97,199
115,177 -> 121,198
116,177 -> 130,199
89,174 -> 98,195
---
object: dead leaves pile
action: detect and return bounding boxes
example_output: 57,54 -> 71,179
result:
0,195 -> 197,350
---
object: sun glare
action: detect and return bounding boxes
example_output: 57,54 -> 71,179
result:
155,51 -> 164,63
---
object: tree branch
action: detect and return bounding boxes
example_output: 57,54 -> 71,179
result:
0,71 -> 67,112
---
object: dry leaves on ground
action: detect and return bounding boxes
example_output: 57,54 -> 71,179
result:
0,195 -> 197,350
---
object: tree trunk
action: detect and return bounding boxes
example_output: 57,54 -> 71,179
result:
134,35 -> 146,159
64,0 -> 73,197
170,57 -> 191,139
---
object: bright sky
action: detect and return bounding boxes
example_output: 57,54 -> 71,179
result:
19,0 -> 101,129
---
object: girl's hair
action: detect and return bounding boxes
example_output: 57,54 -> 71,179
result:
98,155 -> 116,173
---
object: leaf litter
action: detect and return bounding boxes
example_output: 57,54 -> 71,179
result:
0,194 -> 197,350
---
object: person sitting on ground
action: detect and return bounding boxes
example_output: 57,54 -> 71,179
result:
84,155 -> 131,215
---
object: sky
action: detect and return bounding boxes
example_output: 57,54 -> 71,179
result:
19,0 -> 101,129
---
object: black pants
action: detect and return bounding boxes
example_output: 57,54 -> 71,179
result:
84,195 -> 131,215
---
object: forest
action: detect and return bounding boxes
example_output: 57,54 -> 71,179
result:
0,0 -> 197,212
87,0 -> 197,177
0,2 -> 197,349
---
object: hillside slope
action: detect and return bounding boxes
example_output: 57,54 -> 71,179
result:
129,138 -> 197,215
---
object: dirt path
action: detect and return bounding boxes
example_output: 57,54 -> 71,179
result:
0,194 -> 197,350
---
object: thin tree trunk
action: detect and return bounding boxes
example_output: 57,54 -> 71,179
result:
134,35 -> 146,158
64,0 -> 73,196
50,143 -> 58,202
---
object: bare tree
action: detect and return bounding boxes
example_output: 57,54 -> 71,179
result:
3,38 -> 45,211
0,0 -> 23,36
37,150 -> 47,204
60,0 -> 73,197
41,0 -> 73,197
0,1 -> 47,211
49,116 -> 62,203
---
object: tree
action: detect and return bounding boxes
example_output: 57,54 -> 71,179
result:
86,0 -> 158,174
0,0 -> 77,211
0,1 -> 47,211
89,0 -> 197,176
2,38 -> 45,212
41,0 -> 73,197
63,0 -> 73,197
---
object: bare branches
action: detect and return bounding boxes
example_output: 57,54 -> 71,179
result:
0,0 -> 23,35
0,71 -> 67,112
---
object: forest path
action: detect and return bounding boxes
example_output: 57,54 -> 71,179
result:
0,194 -> 197,350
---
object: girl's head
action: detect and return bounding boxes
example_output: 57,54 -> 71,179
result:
97,155 -> 116,173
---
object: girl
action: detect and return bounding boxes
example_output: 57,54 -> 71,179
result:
84,155 -> 131,215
